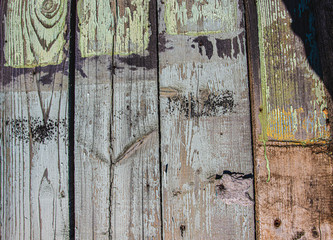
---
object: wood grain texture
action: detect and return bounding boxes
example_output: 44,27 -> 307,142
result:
4,0 -> 68,68
245,0 -> 333,238
75,0 -> 161,238
256,0 -> 329,143
0,1 -> 69,239
0,1 -> 70,239
159,0 -> 255,239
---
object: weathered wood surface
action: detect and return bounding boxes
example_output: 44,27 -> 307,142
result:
245,0 -> 333,238
75,0 -> 161,239
159,0 -> 255,239
0,0 -> 70,239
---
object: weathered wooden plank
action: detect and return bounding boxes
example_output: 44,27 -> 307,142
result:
74,55 -> 112,239
75,0 -> 161,238
0,0 -> 70,239
159,0 -> 255,239
245,0 -> 333,238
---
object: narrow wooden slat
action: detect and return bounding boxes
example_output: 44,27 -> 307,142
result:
75,0 -> 161,238
0,0 -> 70,239
245,0 -> 333,238
159,0 -> 255,239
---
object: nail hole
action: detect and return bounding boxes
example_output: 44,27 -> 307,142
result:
274,218 -> 281,228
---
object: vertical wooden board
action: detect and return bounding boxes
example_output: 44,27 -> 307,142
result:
74,56 -> 112,239
75,0 -> 161,239
159,0 -> 255,239
111,131 -> 160,239
245,0 -> 333,238
0,0 -> 70,239
256,0 -> 329,143
254,144 -> 333,239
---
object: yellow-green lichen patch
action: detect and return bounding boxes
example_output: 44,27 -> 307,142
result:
164,0 -> 241,35
4,0 -> 68,68
77,0 -> 150,57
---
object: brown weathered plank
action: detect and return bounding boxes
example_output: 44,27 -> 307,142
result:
0,0 -> 70,239
74,0 -> 161,238
245,0 -> 333,238
159,0 -> 255,239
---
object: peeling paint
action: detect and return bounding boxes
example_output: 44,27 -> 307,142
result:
215,172 -> 253,206
4,0 -> 68,67
257,0 -> 330,144
164,0 -> 242,35
77,0 -> 151,57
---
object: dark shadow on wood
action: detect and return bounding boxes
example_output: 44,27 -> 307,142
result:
281,0 -> 333,98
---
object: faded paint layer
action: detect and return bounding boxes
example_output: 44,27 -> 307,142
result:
77,0 -> 150,57
165,0 -> 243,35
257,0 -> 330,142
4,0 -> 68,68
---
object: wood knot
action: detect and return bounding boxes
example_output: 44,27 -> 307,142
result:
41,0 -> 57,15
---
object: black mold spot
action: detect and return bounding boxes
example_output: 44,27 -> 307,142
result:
203,91 -> 234,115
193,36 -> 213,59
5,118 -> 67,144
292,230 -> 305,240
167,90 -> 234,118
216,38 -> 232,59
180,225 -> 186,237
312,227 -> 319,238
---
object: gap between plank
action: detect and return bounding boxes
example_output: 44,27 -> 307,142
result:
68,0 -> 77,239
155,0 -> 164,239
244,0 -> 262,238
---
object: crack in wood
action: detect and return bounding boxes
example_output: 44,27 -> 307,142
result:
113,129 -> 157,165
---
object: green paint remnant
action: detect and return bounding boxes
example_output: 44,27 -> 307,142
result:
256,0 -> 331,182
4,0 -> 68,68
165,0 -> 241,36
257,0 -> 330,145
77,0 -> 150,57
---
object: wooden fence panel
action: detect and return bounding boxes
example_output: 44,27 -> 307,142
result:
4,0 -> 331,239
245,0 -> 333,238
158,0 -> 255,239
0,0 -> 70,239
75,0 -> 161,239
